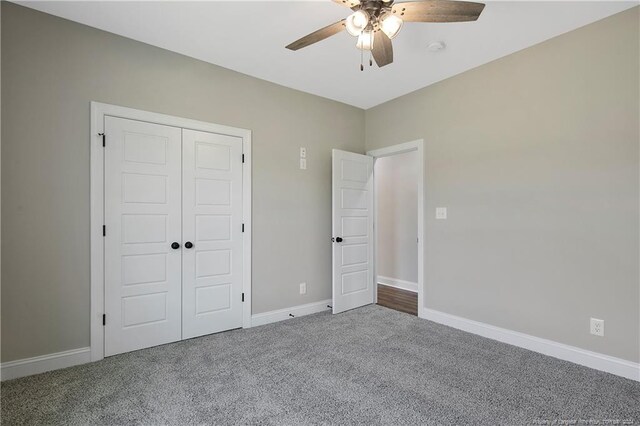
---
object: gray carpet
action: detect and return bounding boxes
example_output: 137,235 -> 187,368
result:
2,305 -> 639,425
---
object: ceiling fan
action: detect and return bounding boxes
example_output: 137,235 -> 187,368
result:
286,0 -> 485,70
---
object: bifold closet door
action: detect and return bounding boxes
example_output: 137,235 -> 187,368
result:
181,129 -> 244,339
104,117 -> 183,356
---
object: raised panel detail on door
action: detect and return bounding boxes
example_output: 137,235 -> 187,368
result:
196,179 -> 231,206
122,292 -> 168,327
104,116 -> 182,356
196,285 -> 231,314
122,215 -> 167,244
342,244 -> 368,266
122,254 -> 167,286
122,173 -> 167,204
182,129 -> 243,339
196,250 -> 231,278
123,132 -> 168,165
342,217 -> 368,237
196,143 -> 231,170
341,188 -> 368,210
196,215 -> 231,241
342,270 -> 369,294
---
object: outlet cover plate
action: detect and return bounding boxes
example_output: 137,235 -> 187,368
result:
590,318 -> 604,336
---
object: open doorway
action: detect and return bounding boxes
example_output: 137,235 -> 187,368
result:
368,141 -> 424,317
374,151 -> 419,315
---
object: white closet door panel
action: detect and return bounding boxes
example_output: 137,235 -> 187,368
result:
182,129 -> 243,339
104,116 -> 182,356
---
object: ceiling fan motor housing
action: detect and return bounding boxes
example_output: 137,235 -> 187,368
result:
360,0 -> 392,28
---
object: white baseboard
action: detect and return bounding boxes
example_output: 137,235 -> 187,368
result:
1,347 -> 91,381
378,276 -> 418,293
251,299 -> 332,327
2,301 -> 331,381
6,308 -> 634,383
420,308 -> 639,382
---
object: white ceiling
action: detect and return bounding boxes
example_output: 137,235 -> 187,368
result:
18,1 -> 637,109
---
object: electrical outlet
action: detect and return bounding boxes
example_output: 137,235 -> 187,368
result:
300,158 -> 307,170
299,282 -> 307,295
300,147 -> 307,158
436,207 -> 447,220
590,318 -> 604,336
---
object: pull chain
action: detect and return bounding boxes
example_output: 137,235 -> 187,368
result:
360,44 -> 364,71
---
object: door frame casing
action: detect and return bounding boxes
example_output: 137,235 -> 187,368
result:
366,140 -> 425,318
90,102 -> 252,362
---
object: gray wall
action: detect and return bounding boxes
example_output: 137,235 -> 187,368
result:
366,7 -> 640,363
375,151 -> 418,283
0,3 -> 365,362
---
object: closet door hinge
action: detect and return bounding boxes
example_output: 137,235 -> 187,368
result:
102,225 -> 106,237
242,293 -> 245,302
98,133 -> 105,147
102,314 -> 106,326
242,154 -> 245,163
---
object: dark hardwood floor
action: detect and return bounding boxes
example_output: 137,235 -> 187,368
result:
376,284 -> 418,316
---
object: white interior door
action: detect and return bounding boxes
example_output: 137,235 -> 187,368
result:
182,129 -> 244,339
104,116 -> 182,356
332,149 -> 374,314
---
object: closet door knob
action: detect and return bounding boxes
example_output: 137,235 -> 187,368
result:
171,242 -> 180,250
335,237 -> 343,243
185,241 -> 193,249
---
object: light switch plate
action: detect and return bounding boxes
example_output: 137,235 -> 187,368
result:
300,147 -> 307,158
300,158 -> 307,170
436,207 -> 447,220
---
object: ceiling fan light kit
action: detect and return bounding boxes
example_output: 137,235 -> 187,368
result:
286,0 -> 485,69
380,12 -> 403,39
356,28 -> 375,50
346,9 -> 371,36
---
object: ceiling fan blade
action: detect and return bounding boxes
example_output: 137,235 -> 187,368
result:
332,0 -> 360,8
372,30 -> 393,67
286,19 -> 346,51
391,0 -> 485,23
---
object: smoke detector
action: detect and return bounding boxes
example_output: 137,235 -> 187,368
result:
427,41 -> 446,52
